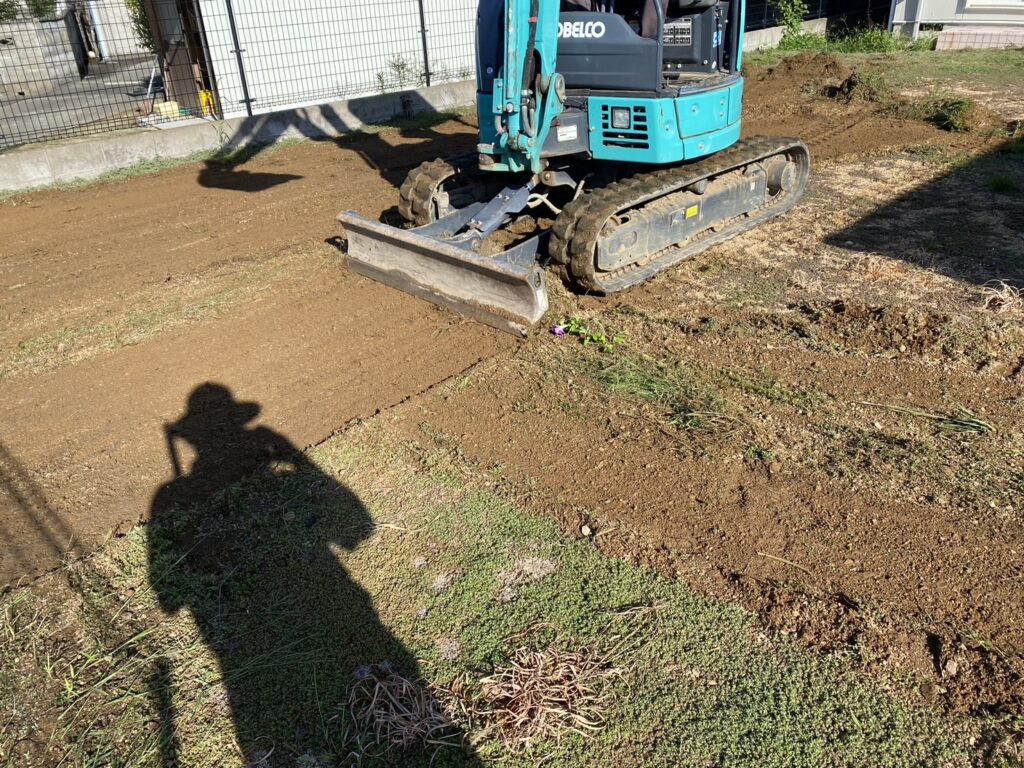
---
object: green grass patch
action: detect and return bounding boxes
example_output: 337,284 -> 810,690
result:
579,353 -> 733,433
888,48 -> 1024,88
778,26 -> 936,54
1003,136 -> 1024,155
989,174 -> 1021,194
0,426 -> 983,766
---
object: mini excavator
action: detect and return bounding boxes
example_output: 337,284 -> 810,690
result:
339,0 -> 809,335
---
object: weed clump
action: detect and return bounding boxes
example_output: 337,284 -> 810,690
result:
553,316 -> 626,352
469,645 -> 617,754
928,97 -> 975,132
777,25 -> 936,54
348,664 -> 462,752
979,280 -> 1023,313
988,174 -> 1021,194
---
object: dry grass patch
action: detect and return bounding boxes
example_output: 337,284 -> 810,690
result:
347,664 -> 462,753
470,645 -> 618,755
979,280 -> 1023,314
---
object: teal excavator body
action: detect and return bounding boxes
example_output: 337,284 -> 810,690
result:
476,0 -> 746,174
340,0 -> 809,335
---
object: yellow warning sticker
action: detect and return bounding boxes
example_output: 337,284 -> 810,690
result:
686,204 -> 700,219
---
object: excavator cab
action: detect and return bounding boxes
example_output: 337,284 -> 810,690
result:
554,0 -> 736,91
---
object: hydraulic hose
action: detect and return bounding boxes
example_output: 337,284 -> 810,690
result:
521,0 -> 540,137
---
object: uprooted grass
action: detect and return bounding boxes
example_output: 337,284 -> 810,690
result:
861,402 -> 996,435
575,352 -> 738,434
831,75 -> 990,135
0,422 -> 989,767
979,280 -> 1023,313
348,664 -> 462,752
467,644 -> 618,755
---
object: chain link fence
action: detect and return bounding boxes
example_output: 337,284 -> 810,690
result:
0,0 -> 476,149
2,0 -> 899,151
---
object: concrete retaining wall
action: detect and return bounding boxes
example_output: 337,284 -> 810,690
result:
935,25 -> 1024,49
0,16 -> 80,97
0,78 -> 476,192
743,18 -> 830,50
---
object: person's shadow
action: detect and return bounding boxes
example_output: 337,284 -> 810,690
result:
147,383 -> 478,766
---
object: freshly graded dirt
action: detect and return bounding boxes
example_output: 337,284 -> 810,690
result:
741,51 -> 995,161
0,119 -> 511,585
2,53 -> 1022,719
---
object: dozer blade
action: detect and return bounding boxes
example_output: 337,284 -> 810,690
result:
338,210 -> 548,337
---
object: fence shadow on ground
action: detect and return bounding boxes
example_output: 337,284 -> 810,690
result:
147,382 -> 481,766
825,139 -> 1024,290
196,87 -> 477,198
0,440 -> 78,585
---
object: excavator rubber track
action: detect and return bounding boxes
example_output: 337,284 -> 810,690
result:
549,136 -> 810,294
398,154 -> 498,227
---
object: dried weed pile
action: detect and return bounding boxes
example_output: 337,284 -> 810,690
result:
347,664 -> 461,752
472,646 -> 618,753
980,280 -> 1023,314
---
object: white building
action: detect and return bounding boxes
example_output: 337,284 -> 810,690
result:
890,0 -> 1024,46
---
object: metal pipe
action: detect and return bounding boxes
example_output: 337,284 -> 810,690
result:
223,0 -> 253,117
653,0 -> 665,75
85,1 -> 110,60
416,0 -> 432,87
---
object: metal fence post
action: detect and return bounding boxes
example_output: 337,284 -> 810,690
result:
416,0 -> 432,88
223,0 -> 254,116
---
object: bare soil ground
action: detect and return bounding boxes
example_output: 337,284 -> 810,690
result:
0,119 -> 512,584
2,49 -> 1022,733
388,54 -> 1024,716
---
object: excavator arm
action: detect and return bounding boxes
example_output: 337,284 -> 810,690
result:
482,0 -> 565,174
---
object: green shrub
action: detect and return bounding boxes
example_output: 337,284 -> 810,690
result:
929,97 -> 973,132
124,0 -> 155,51
769,0 -> 809,43
0,0 -> 20,22
25,0 -> 56,20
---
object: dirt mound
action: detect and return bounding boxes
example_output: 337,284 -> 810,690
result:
758,51 -> 853,83
790,299 -> 951,355
741,53 -> 995,161
957,101 -> 1008,133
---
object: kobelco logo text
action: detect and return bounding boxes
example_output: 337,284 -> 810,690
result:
558,20 -> 606,38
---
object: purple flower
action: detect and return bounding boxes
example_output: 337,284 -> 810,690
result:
551,325 -> 567,337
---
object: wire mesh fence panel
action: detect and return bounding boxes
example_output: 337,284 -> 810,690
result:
201,0 -> 443,117
0,0 -> 185,149
422,0 -> 477,86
